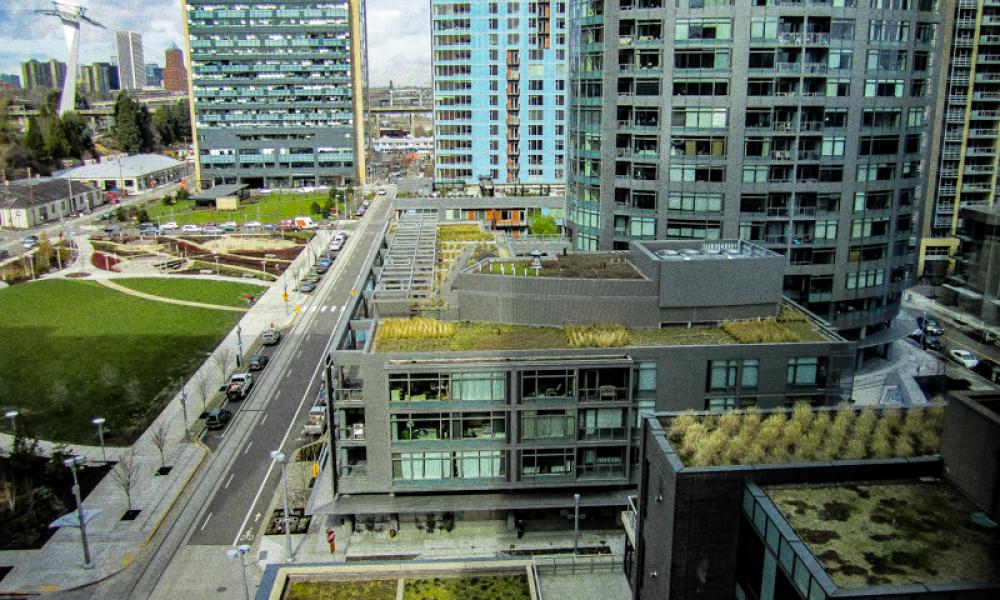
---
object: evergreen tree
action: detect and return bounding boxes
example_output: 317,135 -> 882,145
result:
22,117 -> 48,162
60,112 -> 93,158
152,108 -> 174,146
111,93 -> 143,152
44,117 -> 69,161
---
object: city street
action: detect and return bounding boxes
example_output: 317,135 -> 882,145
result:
70,190 -> 392,600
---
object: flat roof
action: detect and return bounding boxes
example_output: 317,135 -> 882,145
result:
766,480 -> 1000,588
190,183 -> 247,200
63,154 -> 183,179
473,253 -> 643,279
373,305 -> 830,353
393,195 -> 565,210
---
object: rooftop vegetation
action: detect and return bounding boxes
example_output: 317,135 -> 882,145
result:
665,405 -> 943,467
768,481 -> 1000,588
434,224 -> 499,294
285,579 -> 396,600
483,254 -> 643,279
437,224 -> 496,242
403,575 -> 531,600
374,318 -> 734,352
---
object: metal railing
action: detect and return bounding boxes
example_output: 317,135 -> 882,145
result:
531,553 -> 624,577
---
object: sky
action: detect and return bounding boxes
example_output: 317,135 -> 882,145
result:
0,0 -> 431,87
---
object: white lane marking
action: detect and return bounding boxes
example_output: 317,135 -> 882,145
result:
285,368 -> 292,379
296,349 -> 303,359
243,440 -> 253,455
321,305 -> 328,312
200,512 -> 213,531
224,473 -> 235,489
273,390 -> 281,400
260,413 -> 269,427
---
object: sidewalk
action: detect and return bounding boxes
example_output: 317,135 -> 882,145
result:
0,229 -> 334,594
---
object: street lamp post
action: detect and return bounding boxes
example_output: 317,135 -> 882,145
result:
270,450 -> 294,562
92,418 -> 107,462
236,324 -> 243,368
180,387 -> 190,442
214,254 -> 220,276
225,544 -> 252,600
64,456 -> 94,569
4,410 -> 17,435
573,493 -> 581,555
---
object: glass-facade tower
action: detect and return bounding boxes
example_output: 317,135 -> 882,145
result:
184,0 -> 366,188
567,0 -> 943,339
432,0 -> 568,190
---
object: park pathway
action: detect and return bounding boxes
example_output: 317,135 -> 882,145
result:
94,278 -> 248,312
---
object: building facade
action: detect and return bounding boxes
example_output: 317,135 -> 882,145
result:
77,62 -> 116,98
309,225 -> 856,525
0,74 -> 21,89
184,0 -> 367,188
163,44 -> 189,93
116,31 -> 146,90
566,0 -> 944,340
921,0 -> 1000,282
936,205 -> 1000,325
431,0 -> 568,190
21,59 -> 66,90
145,63 -> 164,88
0,179 -> 103,229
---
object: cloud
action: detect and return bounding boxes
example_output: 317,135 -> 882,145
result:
0,0 -> 427,87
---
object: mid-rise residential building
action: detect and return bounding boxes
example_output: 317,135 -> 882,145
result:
116,31 -> 146,90
184,0 -> 367,187
937,205 -> 1000,325
921,0 -> 1000,283
431,0 -> 568,191
163,43 -> 189,93
77,62 -> 116,98
307,217 -> 855,527
21,59 -> 66,90
145,63 -> 164,88
0,74 -> 21,89
626,393 -> 1000,599
566,0 -> 944,343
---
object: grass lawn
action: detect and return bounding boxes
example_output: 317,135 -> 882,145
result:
114,278 -> 268,307
144,191 -> 345,226
0,280 -> 240,445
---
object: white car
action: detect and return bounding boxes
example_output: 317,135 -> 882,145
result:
949,349 -> 979,369
181,224 -> 202,233
329,240 -> 343,252
244,220 -> 262,230
377,189 -> 387,196
220,221 -> 238,231
161,221 -> 179,231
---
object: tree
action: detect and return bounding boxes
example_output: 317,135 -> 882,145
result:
22,117 -> 47,162
112,448 -> 140,512
111,93 -> 144,152
44,117 -> 70,161
193,372 -> 213,412
152,108 -> 174,146
528,211 -> 559,236
214,347 -> 235,380
60,112 -> 93,159
150,420 -> 170,471
310,201 -> 322,215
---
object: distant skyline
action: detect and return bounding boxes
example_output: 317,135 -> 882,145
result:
0,0 -> 431,87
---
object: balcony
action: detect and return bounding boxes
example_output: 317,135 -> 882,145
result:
578,385 -> 629,402
336,424 -> 366,443
777,32 -> 803,44
334,388 -> 364,404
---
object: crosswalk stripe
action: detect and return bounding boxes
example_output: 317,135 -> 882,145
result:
321,305 -> 328,312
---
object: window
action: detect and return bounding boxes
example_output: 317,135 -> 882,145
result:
821,137 -> 846,156
708,359 -> 739,391
675,18 -> 732,41
522,369 -> 575,399
706,397 -> 757,412
787,357 -> 819,386
521,448 -> 574,477
392,451 -> 451,480
638,361 -> 657,391
455,450 -> 504,479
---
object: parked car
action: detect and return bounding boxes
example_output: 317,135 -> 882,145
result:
908,330 -> 942,351
181,224 -> 202,233
377,189 -> 387,196
205,407 -> 233,430
138,223 -> 159,235
300,280 -> 317,293
314,262 -> 329,274
303,272 -> 321,283
916,315 -> 944,336
333,232 -> 348,243
949,349 -> 979,369
202,226 -> 225,235
0,249 -> 9,259
247,354 -> 269,371
161,221 -> 179,231
262,329 -> 281,345
276,219 -> 299,231
354,206 -> 366,217
22,235 -> 39,249
220,221 -> 238,232
362,199 -> 370,208
329,239 -> 343,252
243,220 -> 262,230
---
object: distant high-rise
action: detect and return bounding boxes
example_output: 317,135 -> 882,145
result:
431,0 -> 568,191
21,59 -> 66,90
145,63 -> 164,87
78,62 -> 115,98
116,31 -> 146,90
163,43 -> 189,92
0,74 -> 21,89
184,0 -> 367,187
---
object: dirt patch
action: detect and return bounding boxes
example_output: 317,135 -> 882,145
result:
798,528 -> 840,545
820,501 -> 853,521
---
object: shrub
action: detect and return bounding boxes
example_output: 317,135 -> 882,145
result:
777,306 -> 809,323
668,410 -> 697,443
564,324 -> 631,348
722,318 -> 800,343
377,317 -> 456,341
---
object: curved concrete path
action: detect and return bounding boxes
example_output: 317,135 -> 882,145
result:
95,278 -> 248,312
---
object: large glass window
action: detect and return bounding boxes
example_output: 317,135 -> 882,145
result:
580,408 -> 627,440
389,373 -> 448,402
392,451 -> 451,480
787,357 -> 818,386
521,448 -> 574,478
451,371 -> 506,402
522,369 -> 575,399
521,409 -> 575,440
391,413 -> 449,441
708,359 -> 739,391
453,411 -> 507,440
455,450 -> 504,479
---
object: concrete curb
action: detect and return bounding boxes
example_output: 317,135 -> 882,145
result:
144,444 -> 208,546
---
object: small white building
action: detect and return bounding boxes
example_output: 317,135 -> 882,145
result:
63,154 -> 190,195
0,178 -> 103,229
371,136 -> 433,154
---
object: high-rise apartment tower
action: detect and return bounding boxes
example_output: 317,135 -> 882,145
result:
184,0 -> 367,187
163,43 -> 189,93
566,0 -> 944,343
116,31 -> 146,90
431,0 -> 568,192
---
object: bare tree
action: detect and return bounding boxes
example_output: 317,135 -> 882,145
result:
150,420 -> 170,471
112,448 -> 140,512
193,372 -> 214,412
214,346 -> 235,380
